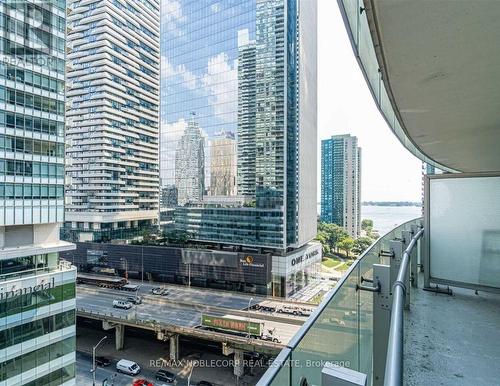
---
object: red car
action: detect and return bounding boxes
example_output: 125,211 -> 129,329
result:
132,380 -> 153,386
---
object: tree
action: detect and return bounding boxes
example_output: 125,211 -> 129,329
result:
317,222 -> 349,253
361,219 -> 373,230
338,237 -> 354,258
315,231 -> 331,255
352,236 -> 373,255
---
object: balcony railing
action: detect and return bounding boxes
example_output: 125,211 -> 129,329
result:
257,218 -> 423,386
0,259 -> 75,283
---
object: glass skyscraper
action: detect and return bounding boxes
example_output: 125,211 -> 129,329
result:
0,0 -> 77,384
321,134 -> 362,237
161,0 -> 317,253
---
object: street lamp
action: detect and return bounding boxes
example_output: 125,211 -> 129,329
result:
187,363 -> 195,386
92,335 -> 107,386
247,297 -> 254,312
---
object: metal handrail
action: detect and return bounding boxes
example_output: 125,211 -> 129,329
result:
384,227 -> 424,386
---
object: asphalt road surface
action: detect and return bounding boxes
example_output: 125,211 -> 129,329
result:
77,285 -> 302,345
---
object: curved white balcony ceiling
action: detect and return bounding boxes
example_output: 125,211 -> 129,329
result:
366,0 -> 500,172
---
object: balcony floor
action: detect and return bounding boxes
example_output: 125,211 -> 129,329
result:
404,282 -> 500,386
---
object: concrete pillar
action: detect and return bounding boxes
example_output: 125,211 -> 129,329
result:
169,334 -> 179,361
233,349 -> 244,378
83,222 -> 89,229
132,220 -> 138,228
115,324 -> 125,351
112,222 -> 119,230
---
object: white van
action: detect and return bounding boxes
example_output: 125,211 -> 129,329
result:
113,300 -> 133,310
116,359 -> 140,375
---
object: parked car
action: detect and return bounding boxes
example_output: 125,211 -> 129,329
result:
155,369 -> 176,383
132,379 -> 153,386
95,356 -> 111,367
113,300 -> 133,310
126,295 -> 142,304
116,359 -> 140,375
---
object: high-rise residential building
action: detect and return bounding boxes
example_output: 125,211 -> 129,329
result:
175,116 -> 205,205
64,0 -> 160,242
210,131 -> 237,196
237,29 -> 257,197
321,134 -> 361,237
0,1 -> 77,384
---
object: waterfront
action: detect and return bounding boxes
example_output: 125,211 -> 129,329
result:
361,205 -> 421,235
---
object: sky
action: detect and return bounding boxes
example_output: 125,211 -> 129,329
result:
317,0 -> 423,202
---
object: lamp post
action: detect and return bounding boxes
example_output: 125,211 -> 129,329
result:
247,297 -> 254,313
187,363 -> 195,386
92,335 -> 107,386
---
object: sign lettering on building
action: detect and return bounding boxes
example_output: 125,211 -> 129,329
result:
0,277 -> 56,301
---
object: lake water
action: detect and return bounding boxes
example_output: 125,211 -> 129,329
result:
361,205 -> 422,235
317,204 -> 422,236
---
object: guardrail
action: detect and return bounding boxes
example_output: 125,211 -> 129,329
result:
384,228 -> 424,386
0,259 -> 75,283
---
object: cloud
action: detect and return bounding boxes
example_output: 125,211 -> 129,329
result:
162,0 -> 185,37
161,55 -> 197,90
201,52 -> 238,122
211,2 -> 220,13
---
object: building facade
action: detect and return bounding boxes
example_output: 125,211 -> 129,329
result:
321,134 -> 361,237
161,0 -> 317,253
236,29 -> 257,197
210,131 -> 237,197
175,116 -> 205,205
64,0 -> 160,242
0,1 -> 77,384
61,240 -> 321,298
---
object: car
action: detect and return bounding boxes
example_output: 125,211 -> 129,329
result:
113,300 -> 133,309
116,359 -> 141,375
126,295 -> 142,304
132,379 -> 153,386
155,369 -> 176,383
261,334 -> 281,343
151,287 -> 162,295
152,287 -> 169,296
95,356 -> 111,367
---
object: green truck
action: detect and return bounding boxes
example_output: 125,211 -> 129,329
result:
201,314 -> 264,337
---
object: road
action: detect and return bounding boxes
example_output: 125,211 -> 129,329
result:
76,284 -> 303,345
76,323 -> 270,386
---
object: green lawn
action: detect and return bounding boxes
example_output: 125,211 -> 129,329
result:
322,258 -> 341,268
309,290 -> 326,305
